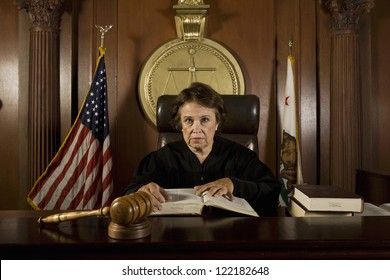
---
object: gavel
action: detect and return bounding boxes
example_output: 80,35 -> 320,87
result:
38,191 -> 153,239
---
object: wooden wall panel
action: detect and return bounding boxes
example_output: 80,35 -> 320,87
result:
209,0 -> 277,170
16,11 -> 30,210
115,0 -> 178,194
318,1 -> 331,185
60,0 -> 74,141
0,1 -> 20,209
369,0 -> 390,174
299,0 -> 318,184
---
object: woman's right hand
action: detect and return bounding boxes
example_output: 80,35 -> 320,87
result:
138,183 -> 168,212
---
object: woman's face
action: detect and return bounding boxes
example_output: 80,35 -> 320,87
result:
179,101 -> 219,152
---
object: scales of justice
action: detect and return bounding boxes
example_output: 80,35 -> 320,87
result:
39,0 -> 245,239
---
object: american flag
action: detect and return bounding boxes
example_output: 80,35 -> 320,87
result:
27,47 -> 114,210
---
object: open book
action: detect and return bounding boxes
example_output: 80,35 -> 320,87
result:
151,188 -> 259,217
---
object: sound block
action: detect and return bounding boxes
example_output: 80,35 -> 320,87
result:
108,218 -> 151,239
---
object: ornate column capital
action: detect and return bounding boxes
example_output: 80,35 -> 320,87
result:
16,0 -> 64,29
325,0 -> 375,31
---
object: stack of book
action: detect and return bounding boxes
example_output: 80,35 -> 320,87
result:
288,184 -> 364,217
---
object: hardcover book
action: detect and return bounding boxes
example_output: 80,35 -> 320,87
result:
292,184 -> 364,213
288,197 -> 353,217
151,188 -> 259,217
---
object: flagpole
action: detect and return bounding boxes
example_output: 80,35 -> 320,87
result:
288,34 -> 293,55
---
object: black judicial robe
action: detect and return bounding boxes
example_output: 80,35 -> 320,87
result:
124,136 -> 282,216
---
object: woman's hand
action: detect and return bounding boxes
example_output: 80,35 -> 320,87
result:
194,177 -> 234,201
138,182 -> 169,212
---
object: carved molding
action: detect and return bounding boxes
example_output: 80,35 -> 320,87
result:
16,0 -> 64,29
174,0 -> 210,41
326,0 -> 375,31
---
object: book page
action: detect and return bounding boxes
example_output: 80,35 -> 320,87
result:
354,202 -> 390,216
379,203 -> 390,212
151,188 -> 203,215
151,188 -> 259,217
202,194 -> 259,217
165,188 -> 202,203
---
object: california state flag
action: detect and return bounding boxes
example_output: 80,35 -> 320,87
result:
279,54 -> 303,206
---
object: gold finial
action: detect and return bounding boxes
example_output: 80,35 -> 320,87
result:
288,34 -> 293,55
95,25 -> 113,48
178,0 -> 204,5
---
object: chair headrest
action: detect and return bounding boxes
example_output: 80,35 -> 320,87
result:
157,94 -> 260,134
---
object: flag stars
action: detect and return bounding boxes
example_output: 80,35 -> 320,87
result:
80,57 -> 109,141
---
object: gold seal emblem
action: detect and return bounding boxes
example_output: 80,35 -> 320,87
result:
138,1 -> 245,126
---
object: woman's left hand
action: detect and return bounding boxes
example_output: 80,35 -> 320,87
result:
194,177 -> 234,201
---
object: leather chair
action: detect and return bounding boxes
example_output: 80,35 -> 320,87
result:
356,169 -> 390,205
156,94 -> 260,156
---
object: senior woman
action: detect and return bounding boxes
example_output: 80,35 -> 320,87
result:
124,82 -> 281,216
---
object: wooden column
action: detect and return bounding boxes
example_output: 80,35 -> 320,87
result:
326,0 -> 374,192
17,0 -> 64,187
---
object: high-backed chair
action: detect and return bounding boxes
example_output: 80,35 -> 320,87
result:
156,94 -> 260,156
356,169 -> 390,205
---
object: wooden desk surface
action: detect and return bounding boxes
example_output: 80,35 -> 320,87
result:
1,210 -> 390,259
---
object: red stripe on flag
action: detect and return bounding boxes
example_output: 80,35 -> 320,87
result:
34,122 -> 91,209
101,139 -> 114,206
82,145 -> 103,208
51,130 -> 94,209
28,121 -> 83,200
67,136 -> 101,209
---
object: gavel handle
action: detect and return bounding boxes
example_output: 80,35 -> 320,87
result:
38,206 -> 110,225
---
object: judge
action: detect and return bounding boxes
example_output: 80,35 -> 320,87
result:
124,82 -> 281,216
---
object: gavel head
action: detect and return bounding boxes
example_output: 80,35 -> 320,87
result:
108,191 -> 153,239
109,191 -> 152,226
